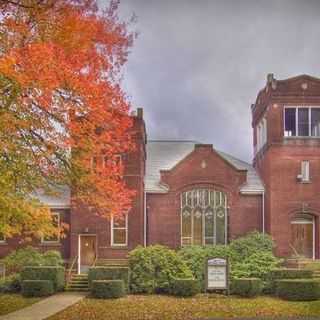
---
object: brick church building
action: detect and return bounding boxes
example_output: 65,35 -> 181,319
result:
1,74 -> 320,272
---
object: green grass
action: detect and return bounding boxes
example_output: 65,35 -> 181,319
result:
48,294 -> 320,320
0,294 -> 40,316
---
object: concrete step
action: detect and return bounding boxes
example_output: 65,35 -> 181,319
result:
65,287 -> 89,292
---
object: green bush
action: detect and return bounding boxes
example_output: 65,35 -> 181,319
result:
22,280 -> 54,297
129,245 -> 193,294
88,267 -> 129,292
171,278 -> 200,297
276,279 -> 320,301
91,280 -> 125,299
265,268 -> 313,294
178,245 -> 232,291
231,278 -> 263,297
231,251 -> 281,280
229,231 -> 274,261
21,266 -> 65,291
0,274 -> 21,293
3,247 -> 64,274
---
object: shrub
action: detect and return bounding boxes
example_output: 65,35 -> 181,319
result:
276,279 -> 320,301
129,245 -> 193,294
265,268 -> 313,294
21,266 -> 65,291
171,278 -> 200,297
229,231 -> 274,261
3,247 -> 43,274
22,280 -> 54,297
231,251 -> 281,280
42,251 -> 64,266
178,245 -> 232,291
88,267 -> 129,292
178,232 -> 280,291
91,280 -> 125,299
3,247 -> 64,274
0,273 -> 21,293
231,278 -> 263,297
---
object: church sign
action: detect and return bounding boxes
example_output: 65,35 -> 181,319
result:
205,257 -> 229,293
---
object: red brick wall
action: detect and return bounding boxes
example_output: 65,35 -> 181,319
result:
0,209 -> 71,260
147,144 -> 262,248
253,75 -> 320,258
70,111 -> 146,260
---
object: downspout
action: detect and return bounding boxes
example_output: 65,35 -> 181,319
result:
262,191 -> 265,234
144,190 -> 147,247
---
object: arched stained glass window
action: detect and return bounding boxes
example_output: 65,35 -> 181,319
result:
181,189 -> 227,246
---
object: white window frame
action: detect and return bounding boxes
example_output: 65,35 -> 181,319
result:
256,117 -> 267,153
111,214 -> 128,247
103,154 -> 122,168
284,106 -> 320,137
41,211 -> 60,244
0,234 -> 6,244
301,160 -> 310,182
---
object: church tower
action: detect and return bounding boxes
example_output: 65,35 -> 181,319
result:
252,74 -> 320,259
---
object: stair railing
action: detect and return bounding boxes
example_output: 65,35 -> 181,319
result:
67,255 -> 78,283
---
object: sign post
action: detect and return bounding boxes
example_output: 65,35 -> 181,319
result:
205,257 -> 229,294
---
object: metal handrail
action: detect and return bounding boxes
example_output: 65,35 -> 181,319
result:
92,255 -> 98,267
67,255 -> 78,282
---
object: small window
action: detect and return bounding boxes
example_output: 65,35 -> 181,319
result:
111,214 -> 128,246
42,212 -> 60,243
0,233 -> 6,243
284,108 -> 296,137
298,108 -> 309,136
311,109 -> 320,137
103,154 -> 122,168
301,161 -> 310,182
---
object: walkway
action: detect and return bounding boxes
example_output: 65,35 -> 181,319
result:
0,292 -> 87,320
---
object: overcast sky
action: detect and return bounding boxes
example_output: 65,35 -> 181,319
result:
101,0 -> 320,162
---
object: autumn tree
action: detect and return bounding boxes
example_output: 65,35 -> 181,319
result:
0,0 -> 136,241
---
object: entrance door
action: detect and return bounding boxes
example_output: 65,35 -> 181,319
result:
291,220 -> 314,259
80,235 -> 96,273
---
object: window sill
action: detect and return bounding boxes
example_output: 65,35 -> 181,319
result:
110,246 -> 129,250
299,180 -> 311,184
284,136 -> 320,139
40,242 -> 61,246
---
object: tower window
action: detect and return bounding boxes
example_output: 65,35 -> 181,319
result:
301,161 -> 310,182
284,107 -> 320,137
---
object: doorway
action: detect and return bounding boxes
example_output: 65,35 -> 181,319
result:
290,215 -> 314,259
79,235 -> 97,274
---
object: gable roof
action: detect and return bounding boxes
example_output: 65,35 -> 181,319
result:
145,140 -> 264,194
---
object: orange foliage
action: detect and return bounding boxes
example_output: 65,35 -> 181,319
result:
0,0 -> 136,224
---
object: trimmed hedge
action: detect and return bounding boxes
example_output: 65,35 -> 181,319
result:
22,280 -> 54,297
276,279 -> 320,301
88,267 -> 129,292
21,266 -> 65,291
91,280 -> 125,299
265,268 -> 313,294
171,278 -> 200,297
231,278 -> 263,297
0,274 -> 21,293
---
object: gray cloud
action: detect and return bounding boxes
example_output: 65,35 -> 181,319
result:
100,0 -> 320,161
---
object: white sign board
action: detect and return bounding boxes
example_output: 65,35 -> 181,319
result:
206,258 -> 228,291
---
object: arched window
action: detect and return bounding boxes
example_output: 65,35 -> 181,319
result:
181,189 -> 227,246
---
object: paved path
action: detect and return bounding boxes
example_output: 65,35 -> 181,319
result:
0,292 -> 87,320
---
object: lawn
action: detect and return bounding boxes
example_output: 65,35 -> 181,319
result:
0,294 -> 40,316
48,294 -> 320,320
